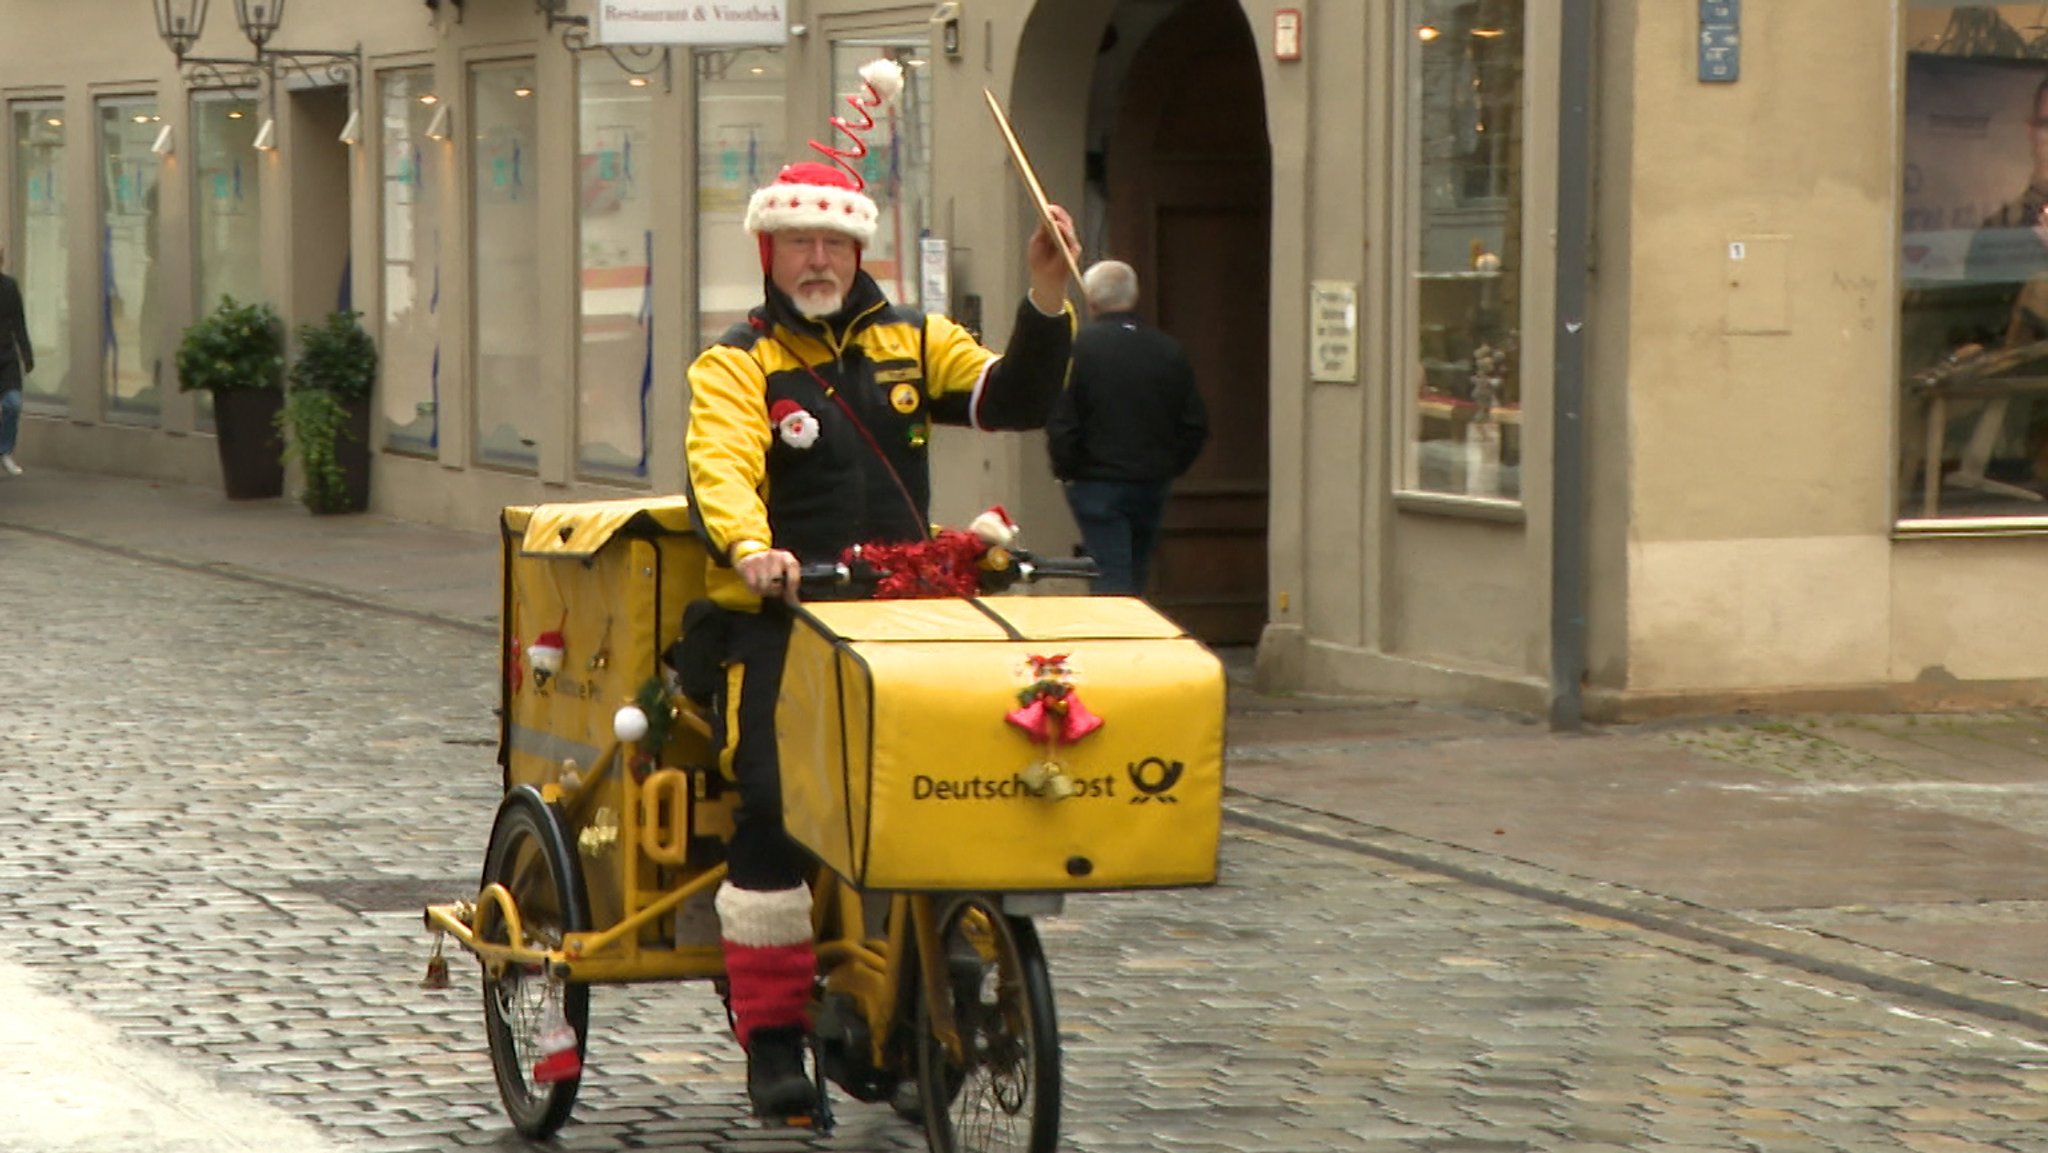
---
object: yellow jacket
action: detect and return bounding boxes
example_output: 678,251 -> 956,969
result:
686,274 -> 1074,608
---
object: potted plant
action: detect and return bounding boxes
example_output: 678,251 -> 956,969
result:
279,310 -> 379,514
176,295 -> 287,500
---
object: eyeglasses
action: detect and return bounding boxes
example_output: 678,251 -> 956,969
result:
2030,117 -> 2048,129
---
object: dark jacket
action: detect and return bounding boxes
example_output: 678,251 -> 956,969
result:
1046,310 -> 1207,483
0,271 -> 31,395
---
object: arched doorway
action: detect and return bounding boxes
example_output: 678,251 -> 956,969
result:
1096,0 -> 1271,645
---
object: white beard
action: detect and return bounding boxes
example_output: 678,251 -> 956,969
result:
793,281 -> 845,319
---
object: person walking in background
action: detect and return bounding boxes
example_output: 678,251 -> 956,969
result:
1047,259 -> 1208,596
0,244 -> 32,476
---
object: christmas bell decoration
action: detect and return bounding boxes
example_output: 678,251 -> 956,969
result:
1006,654 -> 1103,800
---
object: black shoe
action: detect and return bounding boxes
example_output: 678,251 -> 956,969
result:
747,1026 -> 815,1119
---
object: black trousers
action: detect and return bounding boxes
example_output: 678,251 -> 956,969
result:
718,604 -> 813,891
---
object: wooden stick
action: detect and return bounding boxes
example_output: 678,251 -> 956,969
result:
983,87 -> 1085,290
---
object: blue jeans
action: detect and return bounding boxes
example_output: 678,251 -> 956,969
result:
1063,479 -> 1171,596
0,390 -> 19,457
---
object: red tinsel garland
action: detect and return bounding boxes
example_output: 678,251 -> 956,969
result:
843,530 -> 990,599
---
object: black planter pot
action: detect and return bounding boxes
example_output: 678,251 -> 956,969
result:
213,388 -> 286,501
332,397 -> 373,514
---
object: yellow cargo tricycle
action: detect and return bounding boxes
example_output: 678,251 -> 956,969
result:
423,496 -> 1226,1151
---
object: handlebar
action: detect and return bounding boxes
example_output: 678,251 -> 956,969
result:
795,549 -> 1098,594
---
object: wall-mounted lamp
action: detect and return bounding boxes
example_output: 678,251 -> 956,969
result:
151,124 -> 176,156
931,1 -> 962,58
252,117 -> 277,150
424,103 -> 451,141
338,108 -> 361,146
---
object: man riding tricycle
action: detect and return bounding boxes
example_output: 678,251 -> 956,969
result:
423,59 -> 1226,1152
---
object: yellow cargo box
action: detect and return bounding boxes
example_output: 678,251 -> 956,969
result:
498,496 -> 714,792
777,596 -> 1226,892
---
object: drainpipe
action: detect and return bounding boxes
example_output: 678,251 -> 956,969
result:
1549,0 -> 1594,731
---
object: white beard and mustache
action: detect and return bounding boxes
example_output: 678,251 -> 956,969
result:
792,275 -> 847,320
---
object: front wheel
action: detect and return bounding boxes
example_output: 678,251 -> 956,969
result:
915,896 -> 1060,1153
479,786 -> 592,1139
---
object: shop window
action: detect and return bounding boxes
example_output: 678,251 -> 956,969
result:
829,40 -> 933,310
1402,1 -> 1523,503
576,54 -> 654,482
380,67 -> 441,457
192,90 -> 265,430
1898,6 -> 2048,523
694,46 -> 786,351
99,96 -> 164,425
10,100 -> 70,415
471,59 -> 540,471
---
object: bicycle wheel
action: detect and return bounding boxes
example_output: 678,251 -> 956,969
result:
480,786 -> 592,1139
915,896 -> 1060,1153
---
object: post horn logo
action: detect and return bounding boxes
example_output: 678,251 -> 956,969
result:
1127,757 -> 1184,803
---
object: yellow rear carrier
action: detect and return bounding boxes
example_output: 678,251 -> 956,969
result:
777,596 -> 1226,893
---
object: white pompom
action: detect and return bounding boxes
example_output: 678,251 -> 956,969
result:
613,705 -> 650,743
860,58 -> 905,105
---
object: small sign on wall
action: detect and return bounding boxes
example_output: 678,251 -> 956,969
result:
1275,9 -> 1303,62
1699,0 -> 1739,83
1309,280 -> 1358,383
595,0 -> 789,46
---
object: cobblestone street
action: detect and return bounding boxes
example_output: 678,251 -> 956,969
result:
10,527 -> 2048,1152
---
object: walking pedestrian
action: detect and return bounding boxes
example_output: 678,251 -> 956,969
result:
0,243 -> 33,476
1046,259 -> 1208,595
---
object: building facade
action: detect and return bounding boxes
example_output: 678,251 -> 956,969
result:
5,0 -> 2047,719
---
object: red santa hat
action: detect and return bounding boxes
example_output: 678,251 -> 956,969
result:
969,505 -> 1019,549
744,59 -> 904,255
527,629 -> 566,677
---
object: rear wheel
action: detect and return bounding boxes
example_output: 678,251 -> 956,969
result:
915,896 -> 1060,1153
480,786 -> 591,1139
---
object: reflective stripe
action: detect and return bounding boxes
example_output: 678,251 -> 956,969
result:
967,356 -> 998,430
506,723 -> 603,768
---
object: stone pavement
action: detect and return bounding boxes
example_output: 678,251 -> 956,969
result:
9,465 -> 2048,1141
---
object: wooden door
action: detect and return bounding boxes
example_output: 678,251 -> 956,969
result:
1108,0 -> 1270,645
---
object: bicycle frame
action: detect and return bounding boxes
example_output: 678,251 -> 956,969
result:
425,727 -> 972,1067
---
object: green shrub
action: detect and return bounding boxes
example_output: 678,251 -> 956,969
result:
279,311 -> 378,514
176,295 -> 285,394
277,388 -> 358,513
289,310 -> 378,401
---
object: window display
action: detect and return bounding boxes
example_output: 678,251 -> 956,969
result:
471,60 -> 540,470
192,90 -> 264,429
694,47 -> 786,351
576,54 -> 654,482
380,67 -> 442,456
1899,5 -> 2048,521
99,97 -> 163,424
1404,0 -> 1523,503
10,101 -> 69,414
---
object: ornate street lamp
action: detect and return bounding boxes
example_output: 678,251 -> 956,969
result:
152,0 -> 213,61
233,0 -> 286,52
153,0 -> 361,146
